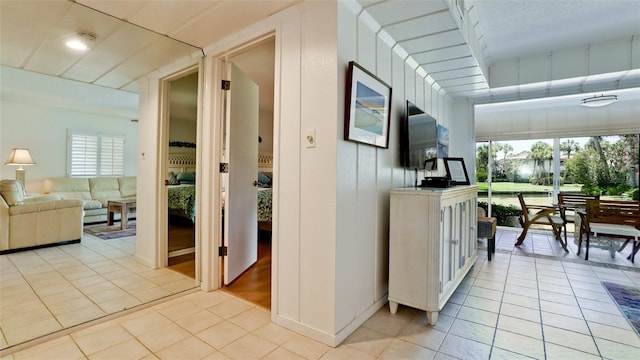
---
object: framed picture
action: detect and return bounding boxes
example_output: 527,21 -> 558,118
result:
424,157 -> 437,171
443,157 -> 470,185
344,61 -> 392,148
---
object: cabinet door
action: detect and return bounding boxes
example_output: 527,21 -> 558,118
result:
440,205 -> 453,294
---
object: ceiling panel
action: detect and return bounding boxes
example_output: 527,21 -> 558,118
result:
361,1 -> 448,27
411,44 -> 472,65
383,11 -> 457,42
399,30 -> 465,55
0,1 -> 70,68
63,23 -> 163,83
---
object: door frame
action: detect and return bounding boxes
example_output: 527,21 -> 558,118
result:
204,32 -> 279,303
158,63 -> 203,286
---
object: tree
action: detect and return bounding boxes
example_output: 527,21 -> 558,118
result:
529,141 -> 553,184
560,139 -> 580,159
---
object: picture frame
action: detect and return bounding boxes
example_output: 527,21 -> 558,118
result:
443,157 -> 470,185
344,61 -> 392,148
423,157 -> 437,171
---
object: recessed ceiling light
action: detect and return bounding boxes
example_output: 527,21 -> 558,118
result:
65,32 -> 96,51
580,94 -> 618,108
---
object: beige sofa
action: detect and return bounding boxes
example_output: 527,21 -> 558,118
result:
43,177 -> 136,223
0,180 -> 84,254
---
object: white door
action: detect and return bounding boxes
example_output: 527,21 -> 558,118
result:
224,63 -> 259,284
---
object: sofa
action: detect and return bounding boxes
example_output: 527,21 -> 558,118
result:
0,179 -> 84,254
43,177 -> 136,223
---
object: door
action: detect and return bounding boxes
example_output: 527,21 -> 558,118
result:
223,62 -> 259,284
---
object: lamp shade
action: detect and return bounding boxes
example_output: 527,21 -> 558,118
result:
4,148 -> 36,166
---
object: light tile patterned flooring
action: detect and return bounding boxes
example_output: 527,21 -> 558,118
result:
0,234 -> 196,350
2,227 -> 640,359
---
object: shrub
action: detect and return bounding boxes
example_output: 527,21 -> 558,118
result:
476,170 -> 487,182
478,201 -> 522,226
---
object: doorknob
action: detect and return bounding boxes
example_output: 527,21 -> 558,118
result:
253,180 -> 259,187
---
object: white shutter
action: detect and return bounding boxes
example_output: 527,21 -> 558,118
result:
100,135 -> 125,176
70,133 -> 98,177
69,131 -> 125,177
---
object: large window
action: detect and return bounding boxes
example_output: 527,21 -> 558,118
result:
477,135 -> 639,228
68,130 -> 126,177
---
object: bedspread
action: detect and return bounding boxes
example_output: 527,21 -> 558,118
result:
168,185 -> 196,222
258,189 -> 272,222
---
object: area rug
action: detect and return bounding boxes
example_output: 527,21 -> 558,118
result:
602,281 -> 640,336
84,222 -> 136,240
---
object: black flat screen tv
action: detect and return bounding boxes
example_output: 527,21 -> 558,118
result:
402,101 -> 437,169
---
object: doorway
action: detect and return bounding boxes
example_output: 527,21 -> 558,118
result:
165,70 -> 199,279
220,37 -> 275,309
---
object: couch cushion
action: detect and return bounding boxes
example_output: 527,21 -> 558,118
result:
44,178 -> 92,200
118,177 -> 136,198
9,199 -> 82,215
0,180 -> 25,206
90,178 -> 121,200
83,199 -> 104,210
22,194 -> 63,204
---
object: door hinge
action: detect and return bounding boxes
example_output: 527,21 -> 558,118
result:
218,246 -> 228,256
220,163 -> 229,173
221,80 -> 231,90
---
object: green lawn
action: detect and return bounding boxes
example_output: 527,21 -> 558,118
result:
476,182 -> 582,192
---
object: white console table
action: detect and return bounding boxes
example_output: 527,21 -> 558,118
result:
388,185 -> 478,325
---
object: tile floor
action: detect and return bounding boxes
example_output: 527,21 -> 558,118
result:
2,227 -> 640,359
0,234 -> 196,349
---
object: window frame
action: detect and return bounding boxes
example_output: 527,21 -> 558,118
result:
68,130 -> 126,177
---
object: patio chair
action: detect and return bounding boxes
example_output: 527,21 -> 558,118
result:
557,192 -> 599,245
515,193 -> 566,251
582,200 -> 640,262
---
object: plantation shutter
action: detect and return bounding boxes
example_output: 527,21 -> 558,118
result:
70,133 -> 99,177
100,135 -> 125,176
69,131 -> 125,177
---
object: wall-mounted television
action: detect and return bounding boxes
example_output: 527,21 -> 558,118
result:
402,101 -> 438,169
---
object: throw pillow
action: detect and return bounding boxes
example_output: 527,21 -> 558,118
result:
168,172 -> 180,185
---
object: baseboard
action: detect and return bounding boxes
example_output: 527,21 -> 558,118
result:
169,246 -> 195,258
273,294 -> 388,347
0,239 -> 81,255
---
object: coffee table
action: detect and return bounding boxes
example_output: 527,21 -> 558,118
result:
107,199 -> 137,230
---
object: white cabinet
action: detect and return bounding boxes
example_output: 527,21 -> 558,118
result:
388,185 -> 478,325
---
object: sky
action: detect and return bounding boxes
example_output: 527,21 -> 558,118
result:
487,137 -> 591,155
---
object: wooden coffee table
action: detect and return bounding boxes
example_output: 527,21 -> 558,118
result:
107,199 -> 136,230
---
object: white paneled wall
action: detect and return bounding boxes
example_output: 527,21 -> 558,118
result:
331,1 -> 454,345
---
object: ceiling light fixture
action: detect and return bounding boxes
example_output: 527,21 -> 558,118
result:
580,94 -> 618,108
65,32 -> 96,51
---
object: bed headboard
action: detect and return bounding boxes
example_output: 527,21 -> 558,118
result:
168,147 -> 196,173
258,153 -> 273,172
169,148 -> 273,173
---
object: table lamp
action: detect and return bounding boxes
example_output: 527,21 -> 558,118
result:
4,148 -> 36,185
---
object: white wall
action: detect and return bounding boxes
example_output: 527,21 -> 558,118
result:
0,66 -> 138,194
134,0 -> 466,347
332,1 -> 455,343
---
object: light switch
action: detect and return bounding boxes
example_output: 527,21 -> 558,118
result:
305,129 -> 316,148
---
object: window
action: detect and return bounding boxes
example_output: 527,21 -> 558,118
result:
69,130 -> 125,177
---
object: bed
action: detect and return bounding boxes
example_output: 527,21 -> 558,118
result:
168,147 -> 197,222
167,147 -> 273,226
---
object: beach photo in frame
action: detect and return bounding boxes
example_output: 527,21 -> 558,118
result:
443,157 -> 470,185
344,61 -> 392,148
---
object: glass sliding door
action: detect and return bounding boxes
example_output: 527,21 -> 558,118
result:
477,134 -> 639,229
